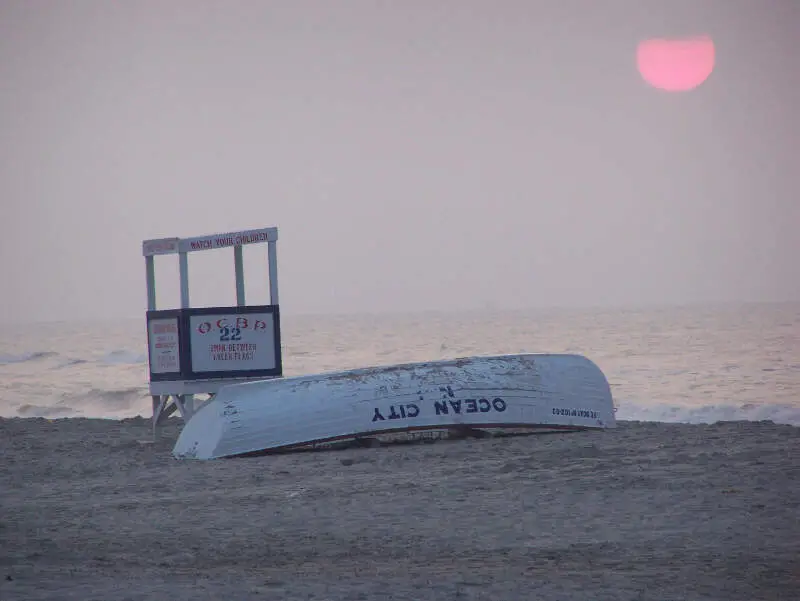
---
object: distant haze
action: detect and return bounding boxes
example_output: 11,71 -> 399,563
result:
2,0 -> 798,323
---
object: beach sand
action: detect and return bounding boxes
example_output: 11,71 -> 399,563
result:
1,417 -> 798,601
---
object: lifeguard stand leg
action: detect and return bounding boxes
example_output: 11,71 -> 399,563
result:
178,251 -> 194,416
152,395 -> 192,437
145,255 -> 163,437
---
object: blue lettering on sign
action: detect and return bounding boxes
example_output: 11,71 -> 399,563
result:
219,326 -> 242,342
434,398 -> 506,415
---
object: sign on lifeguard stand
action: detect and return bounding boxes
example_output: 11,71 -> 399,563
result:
142,227 -> 282,435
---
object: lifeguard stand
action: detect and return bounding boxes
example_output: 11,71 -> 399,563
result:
142,226 -> 282,436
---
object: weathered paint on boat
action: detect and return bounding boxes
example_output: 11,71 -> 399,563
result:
172,353 -> 616,460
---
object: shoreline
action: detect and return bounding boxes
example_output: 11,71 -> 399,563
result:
4,413 -> 800,429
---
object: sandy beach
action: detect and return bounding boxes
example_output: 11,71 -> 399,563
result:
1,417 -> 798,601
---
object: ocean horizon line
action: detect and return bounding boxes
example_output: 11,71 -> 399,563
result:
3,298 -> 799,328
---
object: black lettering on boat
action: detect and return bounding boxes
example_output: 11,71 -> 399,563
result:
552,407 -> 599,419
439,385 -> 455,398
374,403 -> 419,422
433,397 -> 506,416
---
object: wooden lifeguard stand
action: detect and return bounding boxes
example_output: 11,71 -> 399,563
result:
142,227 -> 282,435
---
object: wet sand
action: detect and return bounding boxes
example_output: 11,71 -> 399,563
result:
1,417 -> 798,601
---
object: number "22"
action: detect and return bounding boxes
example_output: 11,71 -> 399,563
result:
219,327 -> 242,341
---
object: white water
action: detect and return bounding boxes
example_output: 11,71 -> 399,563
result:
1,303 -> 798,425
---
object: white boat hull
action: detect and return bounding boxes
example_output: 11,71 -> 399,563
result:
172,353 -> 616,460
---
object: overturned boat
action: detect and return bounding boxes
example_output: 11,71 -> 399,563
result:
172,353 -> 616,460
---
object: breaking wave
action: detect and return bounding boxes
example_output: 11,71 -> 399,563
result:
100,350 -> 147,365
0,351 -> 58,366
54,358 -> 89,369
1,350 -> 147,368
14,387 -> 150,419
16,404 -> 82,418
85,386 -> 148,409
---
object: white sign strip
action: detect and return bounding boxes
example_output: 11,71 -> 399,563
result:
147,317 -> 181,374
179,227 -> 278,253
188,312 -> 278,373
142,238 -> 180,256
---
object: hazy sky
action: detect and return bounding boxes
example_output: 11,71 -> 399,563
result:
2,0 -> 798,322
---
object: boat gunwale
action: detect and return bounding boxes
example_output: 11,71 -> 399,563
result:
211,421 -> 601,459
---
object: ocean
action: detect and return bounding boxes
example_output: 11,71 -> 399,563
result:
1,302 -> 798,426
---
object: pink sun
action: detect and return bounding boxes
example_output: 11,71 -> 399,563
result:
637,36 -> 715,92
